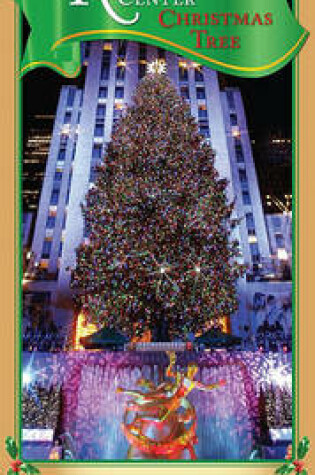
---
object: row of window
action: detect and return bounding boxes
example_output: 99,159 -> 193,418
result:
199,123 -> 210,138
250,242 -> 260,263
180,86 -> 206,100
50,188 -> 70,206
179,66 -> 204,83
42,240 -> 63,259
97,86 -> 124,103
50,174 -> 71,205
46,213 -> 67,230
234,137 -> 244,162
275,233 -> 285,248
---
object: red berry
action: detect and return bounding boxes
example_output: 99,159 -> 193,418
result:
10,460 -> 22,473
293,460 -> 304,473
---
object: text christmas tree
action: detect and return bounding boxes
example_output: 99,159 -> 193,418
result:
71,70 -> 244,341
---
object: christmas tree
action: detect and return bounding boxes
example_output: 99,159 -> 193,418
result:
71,68 -> 244,341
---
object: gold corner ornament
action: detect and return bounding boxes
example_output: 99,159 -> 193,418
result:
13,0 -> 309,78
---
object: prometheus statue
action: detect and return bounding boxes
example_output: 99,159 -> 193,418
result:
117,351 -> 226,459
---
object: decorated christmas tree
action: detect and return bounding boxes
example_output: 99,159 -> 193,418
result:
71,68 -> 244,341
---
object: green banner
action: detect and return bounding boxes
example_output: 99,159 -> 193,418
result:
16,0 -> 308,78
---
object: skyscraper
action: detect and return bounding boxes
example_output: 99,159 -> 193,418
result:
26,40 -> 271,334
23,115 -> 54,213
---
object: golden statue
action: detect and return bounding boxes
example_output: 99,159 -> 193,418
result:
117,351 -> 226,459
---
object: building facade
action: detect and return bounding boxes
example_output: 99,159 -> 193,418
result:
265,212 -> 292,272
23,115 -> 54,213
26,40 -> 273,333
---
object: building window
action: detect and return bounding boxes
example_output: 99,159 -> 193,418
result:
50,189 -> 60,206
139,63 -> 146,79
239,169 -> 248,191
195,67 -> 204,82
96,104 -> 106,118
180,86 -> 189,100
42,240 -> 52,259
67,88 -> 76,107
100,65 -> 110,81
275,233 -> 285,248
250,242 -> 260,263
242,190 -> 251,205
89,166 -> 98,183
65,187 -> 70,205
116,66 -> 125,80
179,65 -> 188,82
102,48 -> 112,59
72,142 -> 77,161
92,143 -> 103,159
64,111 -> 72,124
158,48 -> 166,59
199,124 -> 210,138
84,42 -> 90,59
198,105 -> 208,119
100,51 -> 111,80
60,134 -> 68,148
236,148 -> 244,162
118,40 -> 127,57
113,105 -> 124,120
139,44 -> 146,60
246,212 -> 255,229
230,113 -> 238,126
226,90 -> 235,109
99,86 -> 108,98
79,91 -> 84,107
58,149 -> 66,161
46,216 -> 56,229
54,171 -> 63,182
271,216 -> 282,228
196,87 -> 206,100
234,138 -> 244,162
94,123 -> 104,137
238,169 -> 247,182
115,86 -> 124,99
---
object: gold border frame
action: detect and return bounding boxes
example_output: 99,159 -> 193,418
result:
1,0 -> 314,472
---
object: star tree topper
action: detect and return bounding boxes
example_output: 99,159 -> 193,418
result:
147,59 -> 167,75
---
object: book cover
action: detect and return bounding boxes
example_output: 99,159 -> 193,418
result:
0,0 -> 314,473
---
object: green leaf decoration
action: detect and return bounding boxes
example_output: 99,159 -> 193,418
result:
286,464 -> 297,474
26,464 -> 40,474
297,436 -> 310,459
7,469 -> 14,475
5,437 -> 18,459
300,470 -> 308,475
20,464 -> 40,474
275,465 -> 295,475
275,465 -> 289,474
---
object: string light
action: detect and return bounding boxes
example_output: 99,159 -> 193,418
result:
71,73 -> 245,339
